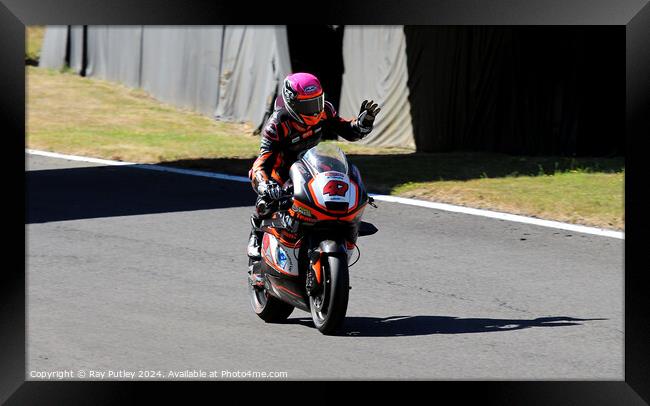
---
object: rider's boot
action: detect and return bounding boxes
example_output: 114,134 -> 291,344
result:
247,216 -> 265,288
247,216 -> 263,260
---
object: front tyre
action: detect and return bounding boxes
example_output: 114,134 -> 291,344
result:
310,255 -> 349,335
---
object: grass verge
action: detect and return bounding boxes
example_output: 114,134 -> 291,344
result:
26,67 -> 624,230
393,171 -> 623,229
26,26 -> 45,65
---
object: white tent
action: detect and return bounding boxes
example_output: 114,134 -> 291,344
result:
339,26 -> 415,149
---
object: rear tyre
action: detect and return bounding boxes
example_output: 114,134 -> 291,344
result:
248,262 -> 294,323
310,255 -> 349,335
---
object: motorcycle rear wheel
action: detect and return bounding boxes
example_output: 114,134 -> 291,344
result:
310,255 -> 349,335
249,264 -> 294,323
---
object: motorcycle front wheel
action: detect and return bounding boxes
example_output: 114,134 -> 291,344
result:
309,255 -> 349,335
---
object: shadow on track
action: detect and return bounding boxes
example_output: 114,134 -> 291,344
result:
27,152 -> 623,223
26,165 -> 256,224
285,315 -> 606,337
159,153 -> 624,195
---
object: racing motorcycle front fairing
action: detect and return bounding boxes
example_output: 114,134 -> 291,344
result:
255,144 -> 375,314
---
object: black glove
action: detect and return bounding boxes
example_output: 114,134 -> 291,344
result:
357,100 -> 381,130
258,180 -> 284,200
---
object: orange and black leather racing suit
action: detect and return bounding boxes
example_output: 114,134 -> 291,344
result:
249,100 -> 370,196
246,99 -> 372,258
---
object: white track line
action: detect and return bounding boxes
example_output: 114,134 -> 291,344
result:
26,149 -> 250,182
26,149 -> 624,239
369,195 -> 623,239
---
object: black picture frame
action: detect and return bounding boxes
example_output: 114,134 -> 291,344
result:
3,0 -> 648,404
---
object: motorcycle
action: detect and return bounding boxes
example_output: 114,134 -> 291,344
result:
247,143 -> 378,335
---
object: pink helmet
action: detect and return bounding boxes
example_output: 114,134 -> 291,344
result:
281,72 -> 325,126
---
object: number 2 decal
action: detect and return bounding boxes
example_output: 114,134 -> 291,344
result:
323,180 -> 349,197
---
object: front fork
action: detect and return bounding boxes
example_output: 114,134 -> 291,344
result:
306,239 -> 348,297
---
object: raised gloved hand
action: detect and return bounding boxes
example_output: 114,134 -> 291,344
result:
257,180 -> 284,200
357,100 -> 381,131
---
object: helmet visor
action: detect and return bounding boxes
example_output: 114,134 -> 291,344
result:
293,94 -> 325,117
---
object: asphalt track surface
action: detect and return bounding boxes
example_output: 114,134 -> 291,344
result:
26,154 -> 624,380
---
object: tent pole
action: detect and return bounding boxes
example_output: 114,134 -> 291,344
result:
214,25 -> 226,118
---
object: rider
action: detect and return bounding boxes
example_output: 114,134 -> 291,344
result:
247,72 -> 381,259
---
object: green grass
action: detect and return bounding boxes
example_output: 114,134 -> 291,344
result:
346,153 -> 624,230
26,26 -> 45,65
27,66 -> 260,162
26,66 -> 624,230
392,170 -> 624,229
348,152 -> 623,193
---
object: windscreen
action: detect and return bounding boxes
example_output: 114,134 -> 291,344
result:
301,143 -> 349,175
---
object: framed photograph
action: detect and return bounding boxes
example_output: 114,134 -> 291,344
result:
4,0 -> 648,403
